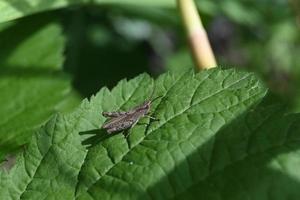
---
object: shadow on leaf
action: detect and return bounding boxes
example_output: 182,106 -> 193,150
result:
79,128 -> 127,149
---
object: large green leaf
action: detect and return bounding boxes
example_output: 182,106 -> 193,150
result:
0,18 -> 80,160
4,68 -> 297,200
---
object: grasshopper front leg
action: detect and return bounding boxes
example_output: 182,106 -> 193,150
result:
145,115 -> 160,121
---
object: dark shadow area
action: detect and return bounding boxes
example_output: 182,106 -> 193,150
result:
0,7 -> 174,98
80,126 -> 138,150
0,7 -> 155,98
61,8 -> 153,97
79,128 -> 123,149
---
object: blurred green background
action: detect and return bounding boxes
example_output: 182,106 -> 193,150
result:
60,0 -> 300,98
2,0 -> 299,101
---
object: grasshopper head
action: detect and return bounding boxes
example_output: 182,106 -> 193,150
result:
138,95 -> 163,114
139,100 -> 151,111
144,95 -> 163,109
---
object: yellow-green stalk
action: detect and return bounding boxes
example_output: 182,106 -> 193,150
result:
177,0 -> 217,70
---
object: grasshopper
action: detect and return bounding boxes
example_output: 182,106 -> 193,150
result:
101,95 -> 162,134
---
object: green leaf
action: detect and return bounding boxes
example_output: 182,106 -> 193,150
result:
1,68 -> 286,200
0,0 -> 87,24
175,101 -> 300,200
0,18 -> 80,160
0,0 -> 175,24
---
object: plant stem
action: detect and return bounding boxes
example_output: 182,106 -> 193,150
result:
177,0 -> 217,70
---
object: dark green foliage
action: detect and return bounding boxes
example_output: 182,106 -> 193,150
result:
0,1 -> 300,199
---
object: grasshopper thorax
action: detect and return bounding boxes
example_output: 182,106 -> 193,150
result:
136,95 -> 163,114
135,100 -> 151,113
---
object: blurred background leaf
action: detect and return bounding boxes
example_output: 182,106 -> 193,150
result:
0,16 -> 80,161
0,0 -> 175,24
0,0 -> 85,23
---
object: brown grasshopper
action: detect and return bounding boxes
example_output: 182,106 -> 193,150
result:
101,95 -> 162,134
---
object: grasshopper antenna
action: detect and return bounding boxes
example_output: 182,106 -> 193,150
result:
149,84 -> 163,103
151,95 -> 163,103
149,84 -> 156,100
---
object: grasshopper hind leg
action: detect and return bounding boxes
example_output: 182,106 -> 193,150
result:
106,120 -> 135,134
102,111 -> 126,117
145,115 -> 159,121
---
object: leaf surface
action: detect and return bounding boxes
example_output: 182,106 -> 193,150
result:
0,19 -> 80,160
3,68 -> 299,200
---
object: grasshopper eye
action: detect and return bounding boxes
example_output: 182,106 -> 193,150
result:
144,102 -> 151,108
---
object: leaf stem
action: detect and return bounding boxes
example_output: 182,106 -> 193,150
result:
177,0 -> 217,70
